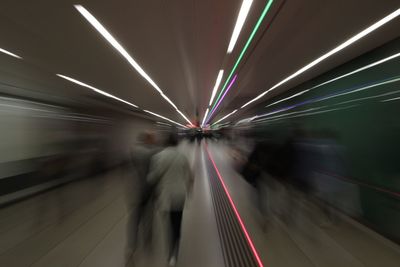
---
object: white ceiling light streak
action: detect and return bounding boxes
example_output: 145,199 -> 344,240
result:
143,110 -> 186,128
0,48 -> 22,59
74,5 -> 192,125
254,107 -> 323,122
240,8 -> 400,109
156,121 -> 172,126
267,89 -> 310,107
209,70 -> 224,106
74,5 -> 161,92
332,89 -> 400,105
201,108 -> 210,127
57,74 -> 139,108
203,70 -> 223,126
239,103 -> 325,125
212,109 -> 238,126
175,109 -> 192,125
160,92 -> 177,110
255,105 -> 358,125
310,52 -> 400,90
227,0 -> 254,53
381,96 -> 400,102
235,117 -> 254,125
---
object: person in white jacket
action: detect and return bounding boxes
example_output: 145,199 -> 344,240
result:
147,133 -> 193,266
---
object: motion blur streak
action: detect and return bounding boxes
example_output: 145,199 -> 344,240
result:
1,2 -> 400,267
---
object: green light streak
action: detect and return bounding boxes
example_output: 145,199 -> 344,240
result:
209,0 -> 274,114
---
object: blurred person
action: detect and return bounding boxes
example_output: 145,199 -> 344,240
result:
230,146 -> 247,173
275,126 -> 316,227
147,133 -> 193,266
195,129 -> 202,145
125,131 -> 159,265
240,140 -> 272,230
34,139 -> 73,227
287,128 -> 314,194
311,129 -> 361,225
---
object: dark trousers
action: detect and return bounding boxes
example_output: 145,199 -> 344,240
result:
169,210 -> 183,258
127,196 -> 153,252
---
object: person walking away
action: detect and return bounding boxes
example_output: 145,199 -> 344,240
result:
147,133 -> 193,266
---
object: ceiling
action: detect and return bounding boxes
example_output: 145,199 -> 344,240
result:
0,0 -> 399,126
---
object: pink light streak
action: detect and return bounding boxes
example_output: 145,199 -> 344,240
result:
206,74 -> 238,124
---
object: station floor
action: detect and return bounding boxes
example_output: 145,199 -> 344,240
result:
0,141 -> 399,267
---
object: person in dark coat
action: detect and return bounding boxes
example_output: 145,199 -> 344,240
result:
125,131 -> 159,265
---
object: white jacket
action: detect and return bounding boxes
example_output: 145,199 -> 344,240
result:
147,147 -> 193,211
